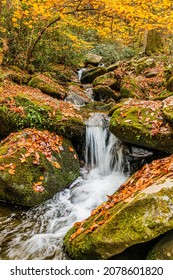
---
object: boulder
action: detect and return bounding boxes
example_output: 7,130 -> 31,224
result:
0,128 -> 80,207
136,58 -> 156,74
93,72 -> 119,90
0,81 -> 85,141
147,230 -> 173,260
80,67 -> 107,84
66,84 -> 91,105
120,76 -> 144,99
109,98 -> 173,153
64,155 -> 173,259
93,85 -> 120,102
28,73 -> 66,99
85,53 -> 103,66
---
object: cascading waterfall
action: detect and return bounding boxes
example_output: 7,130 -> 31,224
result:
0,113 -> 128,260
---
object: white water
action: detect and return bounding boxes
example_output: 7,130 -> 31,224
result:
0,114 -> 128,260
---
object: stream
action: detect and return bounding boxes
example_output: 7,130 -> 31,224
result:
0,113 -> 129,260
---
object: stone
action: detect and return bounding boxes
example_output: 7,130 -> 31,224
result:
80,67 -> 107,84
64,155 -> 173,259
85,53 -> 103,66
109,98 -> 173,154
28,73 -> 67,99
93,85 -> 120,102
0,128 -> 80,207
147,230 -> 173,260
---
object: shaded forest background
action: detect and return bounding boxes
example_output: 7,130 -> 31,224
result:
0,0 -> 173,71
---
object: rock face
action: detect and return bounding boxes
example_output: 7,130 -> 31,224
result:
0,128 -> 80,207
64,155 -> 173,259
109,98 -> 173,154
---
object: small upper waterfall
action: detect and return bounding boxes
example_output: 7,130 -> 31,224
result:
0,113 -> 128,260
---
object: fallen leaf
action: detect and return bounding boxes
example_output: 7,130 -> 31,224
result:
69,146 -> 74,152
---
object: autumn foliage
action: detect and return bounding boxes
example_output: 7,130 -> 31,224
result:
0,0 -> 172,67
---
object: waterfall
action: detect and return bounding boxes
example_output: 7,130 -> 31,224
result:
0,114 -> 128,260
85,114 -> 124,175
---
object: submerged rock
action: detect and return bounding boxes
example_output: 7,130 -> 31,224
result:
109,98 -> 173,154
64,155 -> 173,259
0,128 -> 80,207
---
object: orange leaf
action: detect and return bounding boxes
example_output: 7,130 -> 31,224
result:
69,146 -> 74,152
53,162 -> 61,169
0,166 -> 5,171
70,227 -> 84,240
8,169 -> 15,175
39,176 -> 44,180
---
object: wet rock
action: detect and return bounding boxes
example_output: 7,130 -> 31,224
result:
0,128 -> 80,207
80,67 -> 107,84
64,155 -> 173,259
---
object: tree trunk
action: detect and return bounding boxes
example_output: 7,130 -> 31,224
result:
144,29 -> 164,54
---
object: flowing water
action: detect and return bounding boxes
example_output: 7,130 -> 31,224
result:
0,114 -> 128,260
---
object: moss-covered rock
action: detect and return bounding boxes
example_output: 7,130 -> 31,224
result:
147,230 -> 173,260
136,58 -> 156,74
162,96 -> 173,122
93,85 -> 120,102
120,76 -> 144,99
93,72 -> 118,89
109,98 -> 173,154
64,155 -> 173,259
166,76 -> 173,92
28,73 -> 67,99
0,128 -> 80,207
0,81 -> 85,141
80,67 -> 107,84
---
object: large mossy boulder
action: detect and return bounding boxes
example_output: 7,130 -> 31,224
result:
0,81 -> 85,140
109,98 -> 173,154
28,73 -> 66,99
64,155 -> 173,259
0,128 -> 80,207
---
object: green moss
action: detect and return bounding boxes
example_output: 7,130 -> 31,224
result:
109,101 -> 173,153
0,130 -> 80,206
64,184 -> 173,259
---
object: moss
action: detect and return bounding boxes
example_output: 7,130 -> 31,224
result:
64,183 -> 173,259
109,101 -> 173,153
28,75 -> 66,99
0,130 -> 80,206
